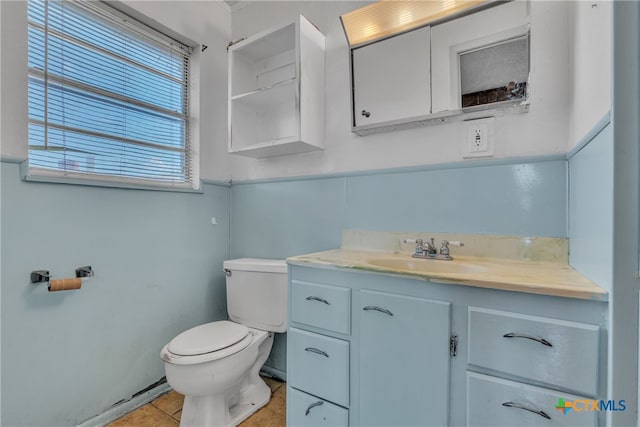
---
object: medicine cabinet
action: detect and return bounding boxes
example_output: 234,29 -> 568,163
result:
346,1 -> 530,136
228,16 -> 325,158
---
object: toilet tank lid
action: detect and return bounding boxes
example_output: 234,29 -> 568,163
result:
223,258 -> 287,274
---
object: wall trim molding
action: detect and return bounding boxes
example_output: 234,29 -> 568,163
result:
566,111 -> 612,160
261,366 -> 287,383
0,155 -> 26,164
201,177 -> 232,187
230,154 -> 567,186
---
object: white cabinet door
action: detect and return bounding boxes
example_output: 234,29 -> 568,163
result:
358,289 -> 451,426
352,26 -> 431,127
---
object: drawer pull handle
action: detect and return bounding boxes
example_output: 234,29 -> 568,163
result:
306,296 -> 330,305
363,306 -> 394,316
502,401 -> 551,420
305,347 -> 329,357
305,400 -> 324,416
503,332 -> 553,347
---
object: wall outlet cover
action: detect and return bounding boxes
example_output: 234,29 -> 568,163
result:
463,117 -> 494,158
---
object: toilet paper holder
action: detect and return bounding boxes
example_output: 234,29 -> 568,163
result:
75,266 -> 94,278
30,270 -> 50,284
30,266 -> 94,284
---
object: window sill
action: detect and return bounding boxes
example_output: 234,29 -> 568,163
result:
20,162 -> 203,193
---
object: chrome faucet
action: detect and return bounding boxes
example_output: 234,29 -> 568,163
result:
404,238 -> 464,260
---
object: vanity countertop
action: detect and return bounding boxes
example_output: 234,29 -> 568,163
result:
287,249 -> 608,302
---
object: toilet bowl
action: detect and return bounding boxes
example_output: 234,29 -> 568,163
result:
161,259 -> 287,427
161,322 -> 274,426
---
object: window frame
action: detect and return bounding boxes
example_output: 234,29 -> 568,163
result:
25,0 -> 199,191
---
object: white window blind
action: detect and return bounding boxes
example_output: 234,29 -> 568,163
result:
27,0 -> 194,188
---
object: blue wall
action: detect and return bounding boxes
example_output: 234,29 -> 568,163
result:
0,157 -> 571,423
230,159 -> 568,374
0,162 -> 231,426
569,123 -> 614,291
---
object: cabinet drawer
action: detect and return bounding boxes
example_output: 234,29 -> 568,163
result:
288,328 -> 350,407
287,387 -> 348,427
468,307 -> 600,396
291,280 -> 351,335
467,372 -> 597,427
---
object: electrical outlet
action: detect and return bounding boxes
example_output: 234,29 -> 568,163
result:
463,117 -> 494,158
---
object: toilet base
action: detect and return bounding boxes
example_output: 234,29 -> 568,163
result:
176,331 -> 275,427
179,380 -> 270,427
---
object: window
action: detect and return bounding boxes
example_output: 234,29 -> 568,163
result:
27,0 -> 195,189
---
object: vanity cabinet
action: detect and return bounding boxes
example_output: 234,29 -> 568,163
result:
287,267 -> 452,426
351,26 -> 431,129
287,262 -> 607,426
228,16 -> 325,158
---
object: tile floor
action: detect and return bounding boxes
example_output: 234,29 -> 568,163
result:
108,376 -> 286,427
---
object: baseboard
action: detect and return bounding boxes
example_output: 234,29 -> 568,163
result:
78,368 -> 282,426
260,366 -> 287,383
77,382 -> 171,427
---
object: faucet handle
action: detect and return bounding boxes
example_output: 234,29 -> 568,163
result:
404,239 -> 424,256
440,240 -> 464,258
403,239 -> 423,245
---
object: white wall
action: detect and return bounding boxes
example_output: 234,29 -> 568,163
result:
568,1 -> 611,150
227,1 -> 573,181
0,0 -> 231,182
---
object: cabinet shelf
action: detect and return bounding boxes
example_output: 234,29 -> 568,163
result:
231,78 -> 295,109
228,135 -> 324,159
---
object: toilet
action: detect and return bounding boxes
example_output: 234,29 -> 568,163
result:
161,258 -> 288,427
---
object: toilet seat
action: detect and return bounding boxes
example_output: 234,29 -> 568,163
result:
162,321 -> 253,365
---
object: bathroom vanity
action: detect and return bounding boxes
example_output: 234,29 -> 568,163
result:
286,242 -> 608,426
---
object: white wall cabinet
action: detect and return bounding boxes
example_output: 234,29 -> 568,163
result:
352,26 -> 431,128
347,1 -> 530,135
228,16 -> 325,158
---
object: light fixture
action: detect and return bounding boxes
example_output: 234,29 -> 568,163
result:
340,0 -> 495,47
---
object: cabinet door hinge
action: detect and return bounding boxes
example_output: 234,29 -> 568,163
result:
450,334 -> 458,357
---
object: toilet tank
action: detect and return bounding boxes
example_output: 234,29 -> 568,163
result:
223,258 -> 288,333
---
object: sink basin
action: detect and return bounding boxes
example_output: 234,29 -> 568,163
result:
367,258 -> 487,275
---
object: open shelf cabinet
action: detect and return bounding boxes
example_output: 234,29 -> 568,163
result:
228,16 -> 325,158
